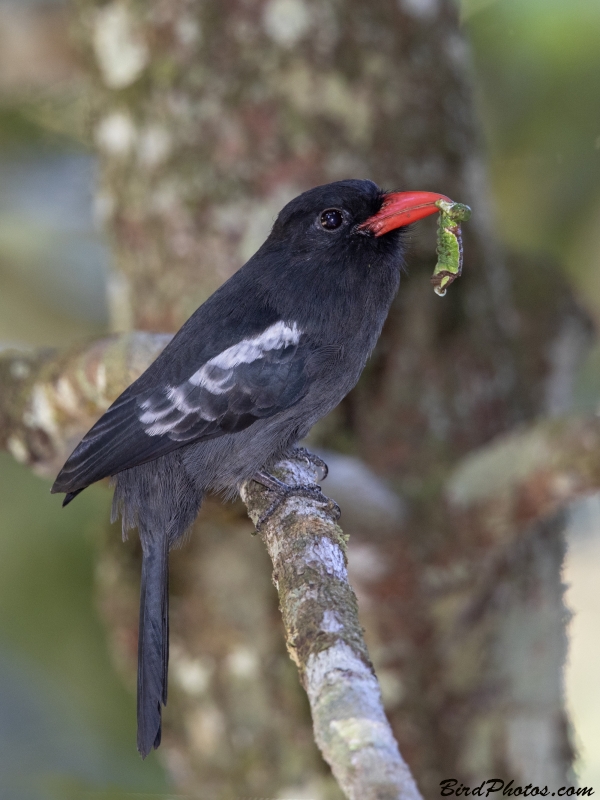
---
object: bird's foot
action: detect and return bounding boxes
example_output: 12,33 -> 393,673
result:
288,446 -> 329,480
252,470 -> 340,532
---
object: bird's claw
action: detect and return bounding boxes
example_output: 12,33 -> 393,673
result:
289,446 -> 329,481
253,474 -> 340,532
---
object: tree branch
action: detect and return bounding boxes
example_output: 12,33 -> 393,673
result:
241,457 -> 422,800
0,333 -> 169,476
446,416 -> 600,542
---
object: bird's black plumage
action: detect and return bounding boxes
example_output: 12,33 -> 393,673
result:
53,178 -> 412,757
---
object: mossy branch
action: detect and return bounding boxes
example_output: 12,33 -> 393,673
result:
446,416 -> 600,540
241,457 -> 422,800
0,333 -> 169,476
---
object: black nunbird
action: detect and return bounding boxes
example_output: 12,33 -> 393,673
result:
52,179 -> 449,757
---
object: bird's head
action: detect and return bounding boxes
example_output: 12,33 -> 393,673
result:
251,180 -> 453,326
271,180 -> 448,252
264,178 -> 450,272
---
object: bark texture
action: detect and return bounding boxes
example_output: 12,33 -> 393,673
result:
242,457 -> 422,800
1,0 -> 592,796
0,333 -> 169,476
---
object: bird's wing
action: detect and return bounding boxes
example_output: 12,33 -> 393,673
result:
53,320 -> 312,495
138,320 -> 307,439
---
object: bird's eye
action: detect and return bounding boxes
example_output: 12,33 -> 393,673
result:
320,208 -> 344,231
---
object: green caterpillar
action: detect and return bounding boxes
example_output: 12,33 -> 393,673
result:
431,199 -> 471,297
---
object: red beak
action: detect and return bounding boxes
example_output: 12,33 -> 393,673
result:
358,191 -> 450,236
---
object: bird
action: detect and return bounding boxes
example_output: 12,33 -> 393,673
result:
52,179 -> 449,758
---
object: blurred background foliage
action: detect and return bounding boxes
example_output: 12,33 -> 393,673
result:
0,0 -> 599,796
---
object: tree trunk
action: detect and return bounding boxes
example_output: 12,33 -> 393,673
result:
60,0 -> 588,794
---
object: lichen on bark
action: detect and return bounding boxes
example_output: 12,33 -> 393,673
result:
241,456 -> 422,800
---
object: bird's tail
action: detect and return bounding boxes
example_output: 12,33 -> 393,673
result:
137,529 -> 169,758
110,455 -> 203,757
